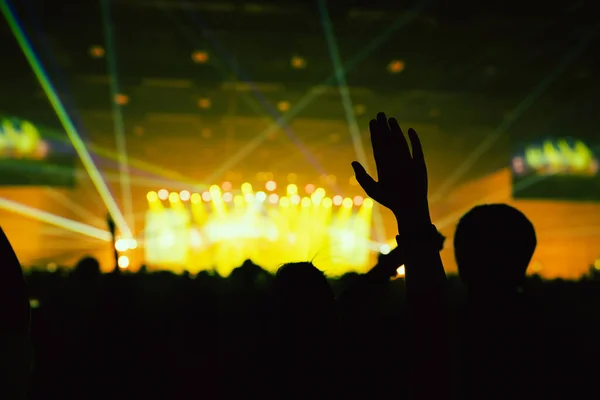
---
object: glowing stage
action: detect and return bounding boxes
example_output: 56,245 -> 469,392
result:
143,182 -> 375,276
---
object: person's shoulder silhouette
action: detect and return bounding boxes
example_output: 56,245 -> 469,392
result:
454,204 -> 545,399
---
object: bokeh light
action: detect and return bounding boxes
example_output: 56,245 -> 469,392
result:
333,195 -> 343,206
266,180 -> 277,191
118,255 -> 130,269
179,190 -> 191,201
158,189 -> 169,200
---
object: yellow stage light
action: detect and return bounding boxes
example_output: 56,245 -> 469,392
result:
241,182 -> 253,193
353,196 -> 364,206
322,197 -> 333,208
280,197 -> 290,207
287,184 -> 298,196
158,189 -> 169,200
380,244 -> 391,254
180,190 -> 191,201
256,191 -> 267,203
363,198 -> 374,208
169,192 -> 179,202
333,195 -> 343,206
342,198 -> 353,208
118,255 -> 130,269
291,194 -> 301,205
266,180 -> 277,191
147,191 -> 158,202
202,191 -> 211,202
268,193 -> 279,204
244,193 -> 254,203
301,197 -> 311,207
191,193 -> 201,204
223,192 -> 233,202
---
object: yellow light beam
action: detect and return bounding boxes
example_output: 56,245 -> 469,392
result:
0,196 -> 111,241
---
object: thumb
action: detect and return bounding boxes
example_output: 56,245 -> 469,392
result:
351,162 -> 378,198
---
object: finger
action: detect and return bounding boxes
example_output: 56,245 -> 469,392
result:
376,112 -> 389,131
369,119 -> 386,180
351,161 -> 379,198
388,117 -> 411,161
407,128 -> 424,164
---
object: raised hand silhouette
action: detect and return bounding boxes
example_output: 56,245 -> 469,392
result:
351,112 -> 430,232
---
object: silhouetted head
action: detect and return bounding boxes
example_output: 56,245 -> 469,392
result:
274,262 -> 336,330
73,256 -> 101,281
454,204 -> 536,291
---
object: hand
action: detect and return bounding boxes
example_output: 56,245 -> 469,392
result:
351,112 -> 431,231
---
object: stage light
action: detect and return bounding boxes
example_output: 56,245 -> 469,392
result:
363,198 -> 374,208
147,191 -> 158,202
241,182 -> 253,193
191,193 -> 201,204
169,192 -> 179,202
209,185 -> 221,194
315,188 -> 326,197
322,197 -> 333,208
353,196 -> 364,206
118,255 -> 130,269
202,191 -> 211,202
333,195 -> 343,206
388,60 -> 405,74
115,238 -> 129,252
287,184 -> 298,196
198,98 -> 211,109
234,195 -> 244,207
222,181 -> 232,191
291,194 -> 301,205
191,50 -> 209,63
291,55 -> 307,69
180,190 -> 191,201
305,184 -> 316,194
256,191 -> 267,203
244,193 -> 254,203
223,192 -> 233,202
397,265 -> 406,277
89,45 -> 105,58
594,259 -> 600,271
280,197 -> 290,207
266,180 -> 277,191
380,244 -> 391,255
277,101 -> 290,112
287,173 -> 297,183
343,198 -> 353,208
158,189 -> 169,200
268,193 -> 279,204
301,197 -> 311,207
114,94 -> 129,105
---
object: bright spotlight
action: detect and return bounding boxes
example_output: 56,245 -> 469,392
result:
342,198 -> 353,208
333,195 -> 343,206
115,238 -> 129,252
363,198 -> 374,208
223,192 -> 233,202
202,192 -> 211,202
168,192 -> 179,202
266,180 -> 277,191
301,197 -> 311,207
158,189 -> 169,200
118,255 -> 130,269
147,191 -> 158,202
280,197 -> 290,207
268,193 -> 279,204
180,190 -> 191,201
191,193 -> 201,204
241,182 -> 253,193
287,184 -> 298,195
222,181 -> 233,191
322,197 -> 333,208
397,265 -> 406,277
380,244 -> 391,254
353,196 -> 364,206
290,194 -> 301,205
256,191 -> 267,202
305,184 -> 316,194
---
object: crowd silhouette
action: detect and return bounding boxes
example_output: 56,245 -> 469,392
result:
1,113 -> 600,399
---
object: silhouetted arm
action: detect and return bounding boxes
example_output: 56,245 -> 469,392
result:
352,113 -> 451,399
